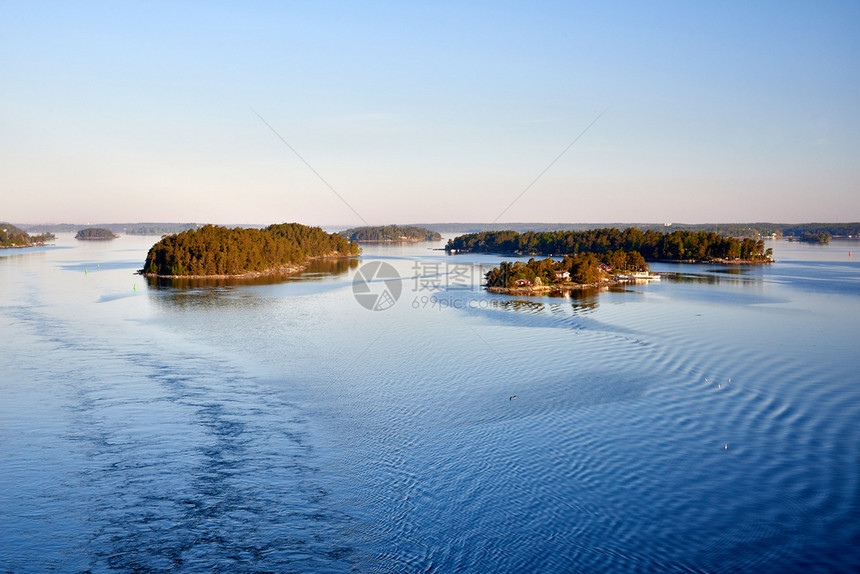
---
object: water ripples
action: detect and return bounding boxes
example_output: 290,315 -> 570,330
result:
314,281 -> 860,572
0,300 -> 357,572
4,239 -> 860,572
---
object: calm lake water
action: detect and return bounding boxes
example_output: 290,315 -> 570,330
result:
1,234 -> 859,573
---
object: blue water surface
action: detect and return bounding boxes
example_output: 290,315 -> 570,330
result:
1,234 -> 858,573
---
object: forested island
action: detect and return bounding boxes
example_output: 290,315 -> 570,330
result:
340,225 -> 441,242
1,222 -> 54,247
75,227 -> 119,240
447,228 -> 773,263
790,232 -> 832,244
142,223 -> 359,277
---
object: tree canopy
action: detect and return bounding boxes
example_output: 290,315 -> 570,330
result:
75,227 -> 118,240
1,222 -> 53,247
143,223 -> 359,276
340,225 -> 441,242
447,228 -> 772,262
485,252 -> 650,288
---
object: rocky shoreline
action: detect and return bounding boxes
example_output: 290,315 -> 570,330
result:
137,254 -> 357,280
487,275 -> 659,296
655,257 -> 774,265
139,262 -> 307,280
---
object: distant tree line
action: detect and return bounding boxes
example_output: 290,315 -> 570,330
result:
0,222 -> 53,247
411,221 -> 860,238
75,227 -> 118,240
447,228 -> 772,262
22,223 -> 201,235
661,222 -> 860,238
777,223 -> 860,238
340,225 -> 441,242
143,223 -> 360,276
18,221 -> 860,239
125,224 -> 199,235
485,252 -> 650,288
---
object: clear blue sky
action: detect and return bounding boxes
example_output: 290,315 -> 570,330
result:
2,1 -> 858,225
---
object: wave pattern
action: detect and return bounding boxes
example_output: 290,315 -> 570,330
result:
303,273 -> 860,572
0,296 -> 357,572
2,238 -> 859,573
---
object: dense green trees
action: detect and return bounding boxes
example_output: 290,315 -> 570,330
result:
75,228 -> 118,240
792,231 -> 832,244
340,225 -> 441,242
143,223 -> 359,276
0,223 -> 52,247
779,223 -> 859,239
447,228 -> 772,262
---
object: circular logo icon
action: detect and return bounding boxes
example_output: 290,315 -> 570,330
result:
352,261 -> 402,311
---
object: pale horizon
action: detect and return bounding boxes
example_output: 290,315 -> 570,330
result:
3,2 -> 858,226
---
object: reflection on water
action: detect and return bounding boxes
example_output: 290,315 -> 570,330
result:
299,257 -> 360,278
665,268 -> 761,285
59,259 -> 144,272
491,299 -> 547,315
708,266 -> 751,275
489,287 -> 634,317
145,258 -> 360,310
145,258 -> 359,290
488,294 -> 600,317
569,291 -> 600,314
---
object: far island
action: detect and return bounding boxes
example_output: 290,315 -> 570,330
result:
142,223 -> 359,278
340,225 -> 441,243
76,227 -> 119,240
453,228 -> 773,295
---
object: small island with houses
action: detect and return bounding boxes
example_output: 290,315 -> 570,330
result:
1,222 -> 54,248
484,254 -> 660,294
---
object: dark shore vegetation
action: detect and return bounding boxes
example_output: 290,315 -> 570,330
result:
75,227 -> 118,240
791,232 -> 832,244
143,223 -> 359,277
447,228 -> 772,262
